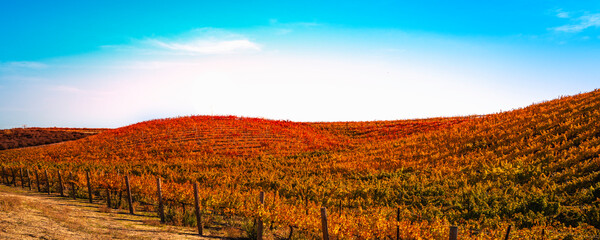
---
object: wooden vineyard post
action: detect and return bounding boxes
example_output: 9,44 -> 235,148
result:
396,207 -> 400,240
305,196 -> 309,215
107,188 -> 112,208
125,175 -> 134,214
7,167 -> 11,186
193,182 -> 203,236
26,169 -> 32,190
6,167 -> 10,186
70,172 -> 76,199
504,225 -> 512,240
45,170 -> 51,194
12,168 -> 17,187
257,191 -> 265,240
6,167 -> 11,186
35,170 -> 41,192
2,167 -> 8,185
57,170 -> 64,197
5,167 -> 10,186
541,229 -> 545,240
20,168 -> 24,188
1,167 -> 7,185
321,207 -> 330,240
86,171 -> 93,203
6,168 -> 11,186
116,171 -> 122,209
157,177 -> 165,223
449,226 -> 458,240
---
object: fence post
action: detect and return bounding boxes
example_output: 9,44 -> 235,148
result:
12,168 -> 17,187
125,175 -> 134,214
541,229 -> 545,240
0,167 -> 4,185
116,172 -> 122,209
107,188 -> 112,208
6,167 -> 10,185
449,226 -> 458,240
2,167 -> 6,185
6,167 -> 11,186
157,177 -> 165,223
396,207 -> 400,240
86,171 -> 93,203
35,170 -> 40,192
20,168 -> 24,188
257,191 -> 265,240
45,170 -> 51,194
1,167 -> 7,185
5,167 -> 9,185
6,167 -> 10,186
57,170 -> 64,197
321,207 -> 330,240
70,172 -> 76,199
193,182 -> 203,236
26,169 -> 32,190
504,225 -> 511,240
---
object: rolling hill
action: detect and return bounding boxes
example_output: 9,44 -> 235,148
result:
1,89 -> 599,239
0,128 -> 105,150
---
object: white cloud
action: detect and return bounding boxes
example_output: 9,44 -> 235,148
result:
553,13 -> 600,33
98,28 -> 262,56
149,39 -> 261,55
276,29 -> 293,35
556,9 -> 570,18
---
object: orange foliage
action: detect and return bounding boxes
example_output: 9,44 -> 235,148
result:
2,89 -> 600,239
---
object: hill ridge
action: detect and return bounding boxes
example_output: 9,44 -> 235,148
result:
1,89 -> 599,238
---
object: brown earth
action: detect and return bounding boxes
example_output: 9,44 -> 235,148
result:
0,185 -> 229,240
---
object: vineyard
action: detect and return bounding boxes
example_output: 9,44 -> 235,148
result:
0,127 -> 105,150
1,89 -> 600,239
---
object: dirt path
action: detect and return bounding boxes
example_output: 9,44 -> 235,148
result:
0,185 -> 224,240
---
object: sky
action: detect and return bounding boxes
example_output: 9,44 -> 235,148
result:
1,1 -> 599,128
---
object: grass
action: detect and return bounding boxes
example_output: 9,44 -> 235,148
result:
0,194 -> 22,211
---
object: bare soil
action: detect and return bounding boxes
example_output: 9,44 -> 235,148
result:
0,185 -> 225,240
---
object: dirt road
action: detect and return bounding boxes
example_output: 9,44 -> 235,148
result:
0,185 -> 222,240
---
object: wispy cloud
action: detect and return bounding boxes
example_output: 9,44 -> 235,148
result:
555,9 -> 570,19
553,12 -> 600,33
149,39 -> 261,55
99,28 -> 262,56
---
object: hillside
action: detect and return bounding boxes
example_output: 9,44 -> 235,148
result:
0,128 -> 105,150
1,89 -> 599,239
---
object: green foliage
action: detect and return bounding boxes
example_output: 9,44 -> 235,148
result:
242,220 -> 257,240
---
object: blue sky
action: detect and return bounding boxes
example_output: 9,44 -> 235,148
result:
1,1 -> 599,128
